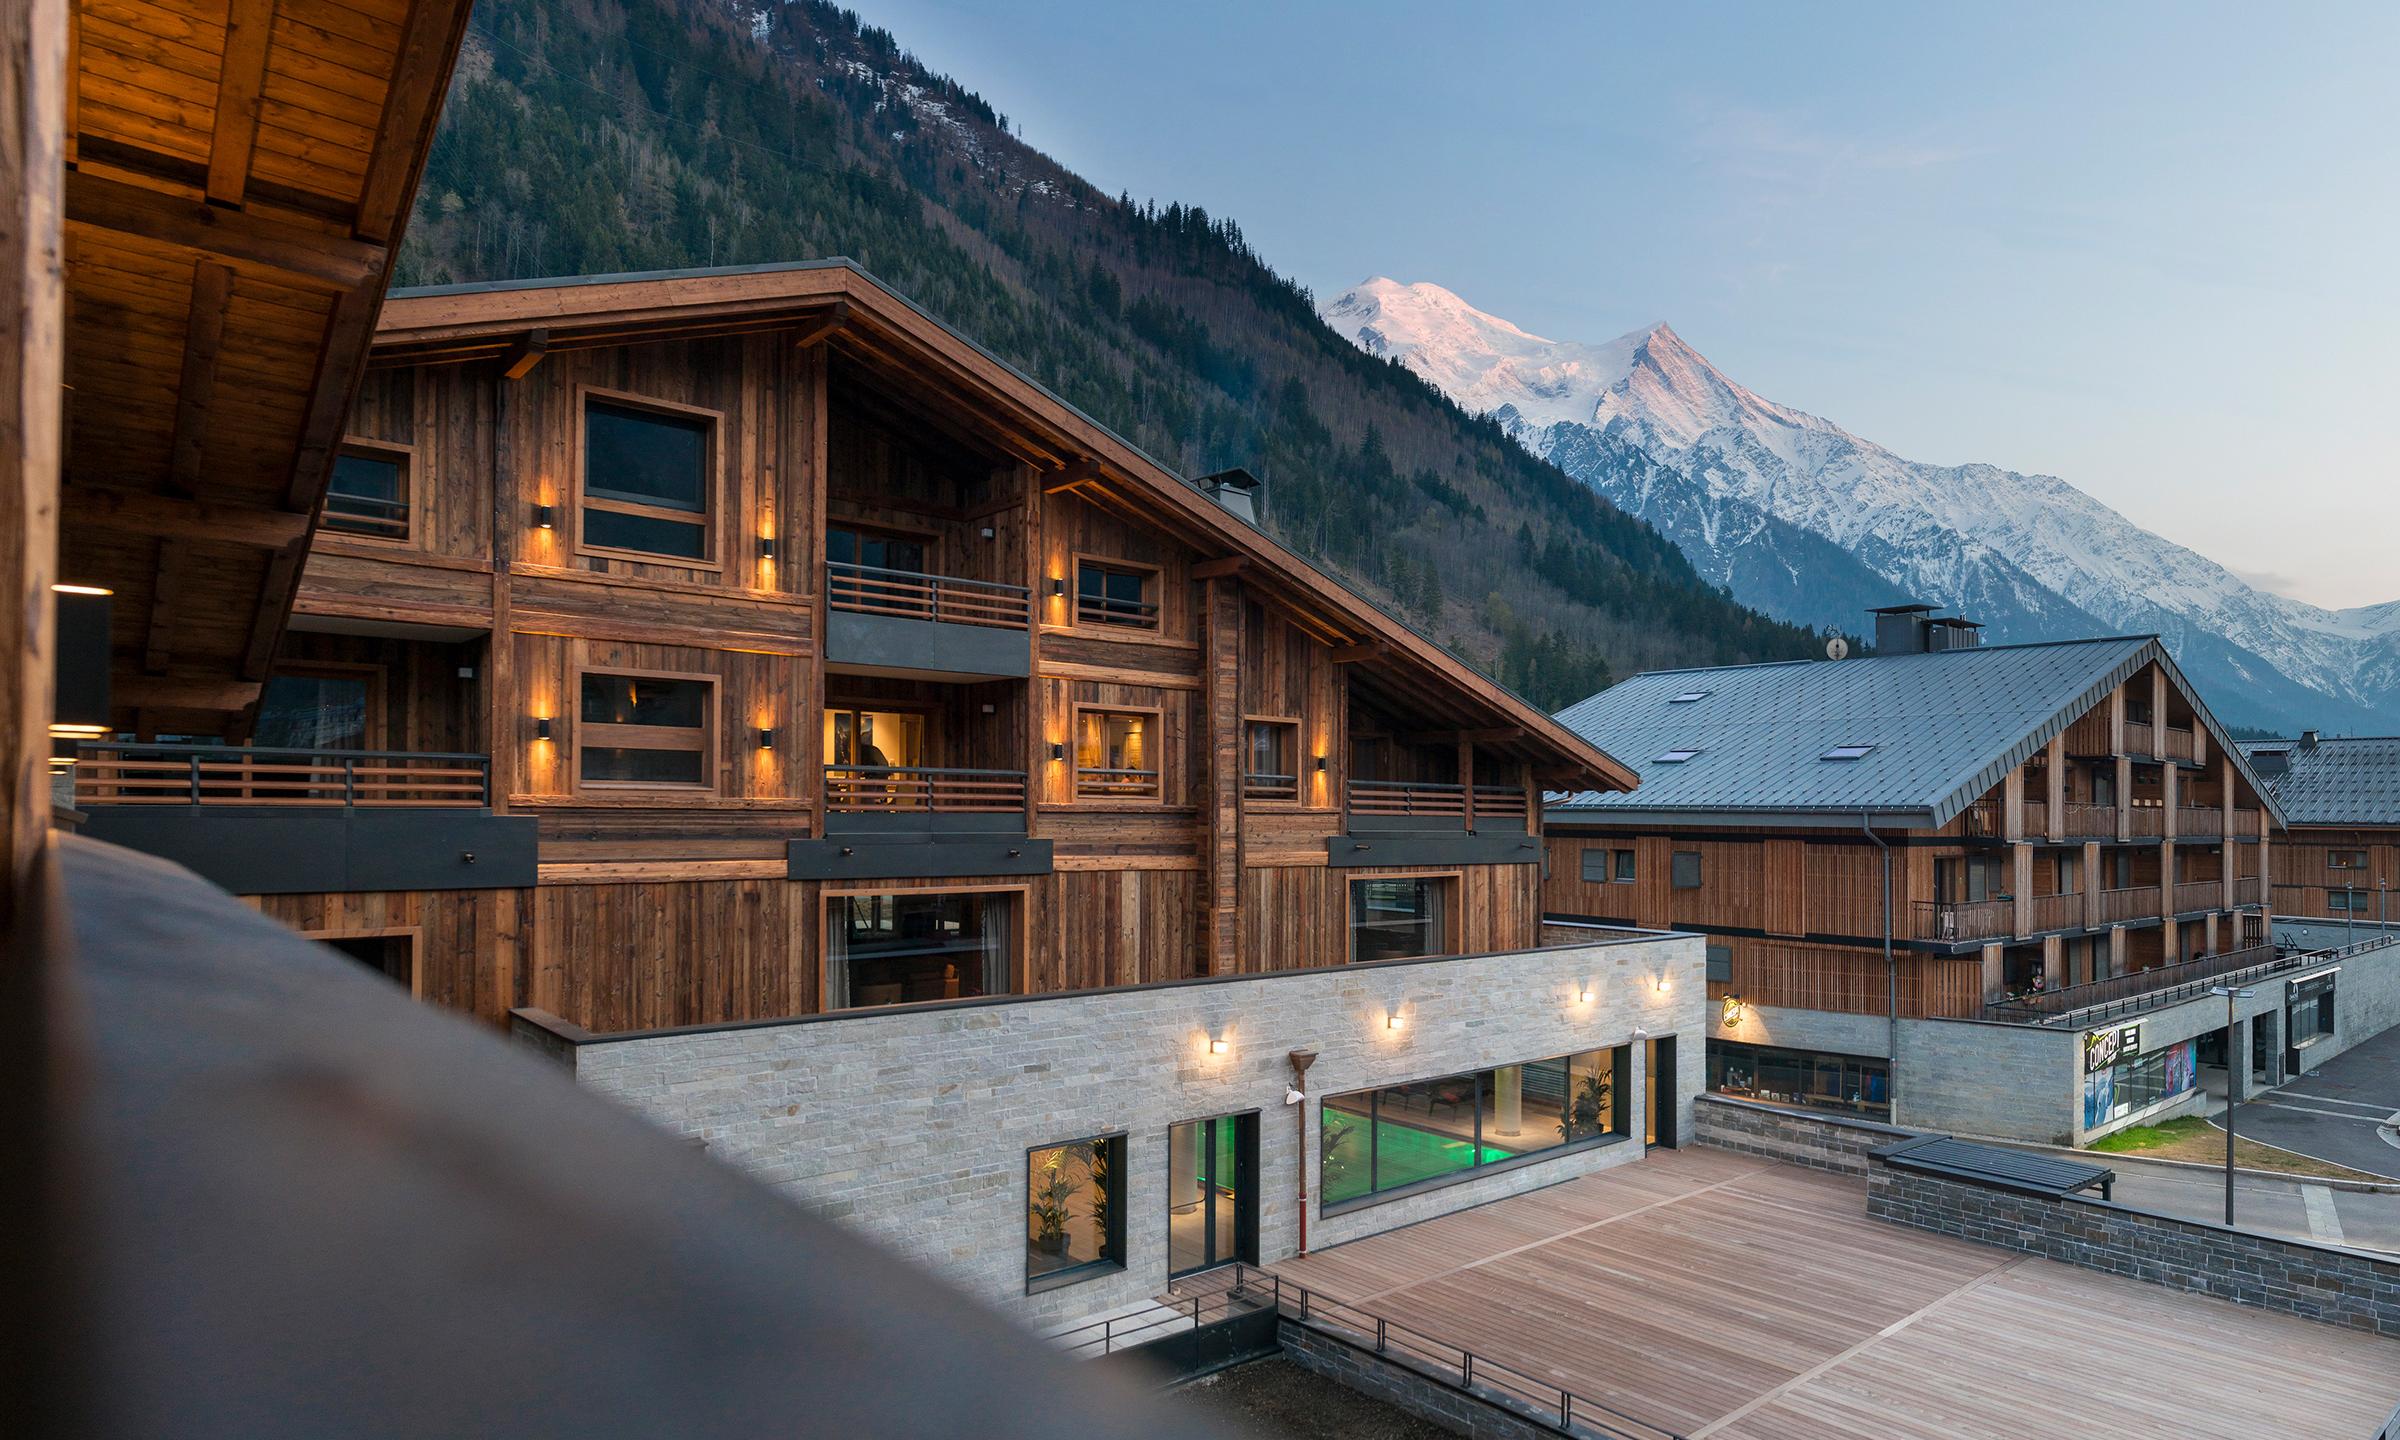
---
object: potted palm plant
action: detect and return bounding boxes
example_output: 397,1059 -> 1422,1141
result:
1557,1067 -> 1614,1143
1030,1150 -> 1073,1256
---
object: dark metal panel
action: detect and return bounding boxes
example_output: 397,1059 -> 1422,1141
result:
75,809 -> 536,894
824,610 -> 1031,681
1325,830 -> 1542,868
788,835 -> 1053,881
345,812 -> 537,891
823,810 -> 1029,838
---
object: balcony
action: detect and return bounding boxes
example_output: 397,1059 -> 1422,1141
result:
2233,874 -> 2263,906
2020,799 -> 2049,838
2027,891 -> 2084,934
2096,885 -> 2161,924
1243,770 -> 1299,802
321,490 -> 411,540
1959,796 -> 2004,840
2124,804 -> 2165,839
2231,807 -> 2262,838
1984,944 -> 2290,1025
71,742 -> 532,894
797,764 -> 1047,880
1332,780 -> 1541,868
2171,880 -> 2222,915
1913,897 -> 2014,944
824,561 -> 1032,682
2061,802 -> 2117,838
2159,725 -> 2198,762
2124,720 -> 2154,757
2176,807 -> 2224,839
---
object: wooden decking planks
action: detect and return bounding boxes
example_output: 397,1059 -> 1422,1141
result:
1275,1150 -> 2399,1440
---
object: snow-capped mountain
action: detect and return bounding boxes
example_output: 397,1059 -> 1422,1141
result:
1322,277 -> 2400,734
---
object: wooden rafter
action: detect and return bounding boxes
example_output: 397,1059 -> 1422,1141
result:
204,0 -> 275,205
65,171 -> 384,289
71,489 -> 309,549
499,329 -> 548,380
787,300 -> 848,350
167,260 -> 233,495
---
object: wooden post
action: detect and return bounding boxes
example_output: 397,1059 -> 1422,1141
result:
1457,739 -> 1474,830
1,0 -> 65,919
2045,736 -> 2065,842
2012,842 -> 2031,939
2084,841 -> 2103,931
1200,576 -> 1241,976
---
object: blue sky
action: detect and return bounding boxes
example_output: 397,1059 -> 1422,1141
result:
861,2 -> 2399,610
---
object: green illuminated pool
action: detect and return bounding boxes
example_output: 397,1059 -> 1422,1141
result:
1322,1107 -> 1524,1204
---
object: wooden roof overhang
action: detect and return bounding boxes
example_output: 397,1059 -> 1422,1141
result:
372,263 -> 1637,792
58,0 -> 474,735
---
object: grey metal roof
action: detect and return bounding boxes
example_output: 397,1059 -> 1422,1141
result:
1549,635 -> 2284,829
2237,736 -> 2400,827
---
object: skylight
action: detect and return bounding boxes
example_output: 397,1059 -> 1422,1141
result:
1821,744 -> 1877,762
1654,748 -> 1703,764
1670,690 -> 1710,704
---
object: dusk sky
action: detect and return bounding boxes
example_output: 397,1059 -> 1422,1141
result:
861,1 -> 2398,611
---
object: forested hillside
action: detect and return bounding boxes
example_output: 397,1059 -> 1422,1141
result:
397,0 -> 1827,705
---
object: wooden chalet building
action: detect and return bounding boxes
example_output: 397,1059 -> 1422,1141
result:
69,259 -> 1635,1032
2240,733 -> 2400,945
1543,608 -> 2299,1142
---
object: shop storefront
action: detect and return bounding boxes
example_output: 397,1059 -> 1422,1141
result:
2286,972 -> 2337,1073
2081,1022 -> 2198,1131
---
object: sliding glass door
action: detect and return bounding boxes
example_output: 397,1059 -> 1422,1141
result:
1167,1113 -> 1257,1277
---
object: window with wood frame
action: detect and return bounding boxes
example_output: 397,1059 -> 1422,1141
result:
1243,718 -> 1299,801
324,443 -> 411,541
1075,708 -> 1159,798
1075,558 -> 1160,630
1348,876 -> 1457,963
579,394 -> 716,563
577,670 -> 716,790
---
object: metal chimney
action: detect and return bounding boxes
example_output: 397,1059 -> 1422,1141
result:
1198,468 -> 1263,527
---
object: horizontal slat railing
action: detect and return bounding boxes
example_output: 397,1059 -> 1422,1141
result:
1243,772 -> 1299,802
2097,885 -> 2161,924
2062,802 -> 2117,838
2172,880 -> 2222,914
1984,944 -> 2287,1025
74,743 -> 489,807
1268,1267 -> 1685,1440
826,561 -> 1031,630
823,765 -> 1026,813
1912,898 -> 2014,943
1347,780 -> 1469,817
322,492 -> 410,537
1074,766 -> 1158,798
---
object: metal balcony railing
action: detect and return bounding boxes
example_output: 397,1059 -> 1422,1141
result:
321,490 -> 410,538
1074,765 -> 1159,799
824,764 -> 1027,813
1984,944 -> 2287,1025
1913,897 -> 2015,943
74,742 -> 489,807
827,561 -> 1031,630
1348,779 -> 1468,817
1243,771 -> 1299,802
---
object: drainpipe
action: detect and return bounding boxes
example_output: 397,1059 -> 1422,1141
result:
1863,812 -> 1897,1118
1288,1048 -> 1318,1256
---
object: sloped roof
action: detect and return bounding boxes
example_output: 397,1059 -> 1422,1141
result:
2236,736 -> 2400,828
1550,635 -> 2282,829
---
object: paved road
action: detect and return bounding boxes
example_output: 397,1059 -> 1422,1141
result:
2096,1149 -> 2400,1254
2228,1022 -> 2400,1180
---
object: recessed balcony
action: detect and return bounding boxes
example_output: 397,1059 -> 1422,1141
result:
823,561 -> 1031,682
1332,780 -> 1539,867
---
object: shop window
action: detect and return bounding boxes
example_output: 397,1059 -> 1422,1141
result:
580,394 -> 716,564
1244,718 -> 1300,801
577,670 -> 714,789
324,443 -> 410,540
826,890 -> 1014,1010
1707,1039 -> 1889,1120
1349,876 -> 1454,963
1320,1047 -> 1626,1210
1027,1134 -> 1125,1291
1075,558 -> 1159,630
1075,708 -> 1160,798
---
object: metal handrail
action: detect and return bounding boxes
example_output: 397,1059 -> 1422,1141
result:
826,560 -> 1032,630
1266,1265 -> 1685,1440
1048,1264 -> 1279,1359
1912,897 -> 2013,942
823,763 -> 1026,814
1983,944 -> 2294,1025
75,742 -> 490,807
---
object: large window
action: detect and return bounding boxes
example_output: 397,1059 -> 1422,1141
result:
1579,847 -> 1637,884
2081,1035 -> 2196,1129
1349,876 -> 1454,963
1243,718 -> 1299,801
2330,849 -> 2369,871
324,443 -> 410,540
1075,708 -> 1159,798
578,670 -> 714,789
825,890 -> 1014,1010
255,668 -> 373,751
1075,558 -> 1159,630
1321,1047 -> 1627,1209
1707,1039 -> 1889,1121
581,394 -> 715,563
1027,1134 -> 1125,1291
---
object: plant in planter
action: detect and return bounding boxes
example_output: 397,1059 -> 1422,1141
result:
1558,1067 -> 1614,1142
1030,1150 -> 1074,1257
1084,1141 -> 1115,1263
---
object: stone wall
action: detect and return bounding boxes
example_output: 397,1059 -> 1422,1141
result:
1867,1165 -> 2400,1337
534,931 -> 1703,1328
1692,1093 -> 1916,1177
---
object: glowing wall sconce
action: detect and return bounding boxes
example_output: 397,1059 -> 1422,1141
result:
534,717 -> 554,741
1384,1013 -> 1404,1033
1314,756 -> 1328,773
1577,984 -> 1593,1004
1209,1037 -> 1230,1056
1050,742 -> 1065,761
532,503 -> 557,530
757,726 -> 777,750
51,583 -> 113,741
1654,973 -> 1671,995
757,536 -> 778,562
1720,993 -> 1746,1028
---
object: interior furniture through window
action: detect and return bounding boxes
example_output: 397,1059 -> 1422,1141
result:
578,670 -> 714,789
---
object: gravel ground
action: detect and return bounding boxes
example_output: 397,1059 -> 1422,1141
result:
1172,1358 -> 1459,1440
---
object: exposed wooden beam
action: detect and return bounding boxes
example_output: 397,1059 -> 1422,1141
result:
241,546 -> 305,680
66,170 -> 385,289
499,328 -> 548,380
142,543 -> 189,675
205,0 -> 275,204
168,260 -> 233,494
1191,557 -> 1246,581
788,300 -> 847,350
69,488 -> 309,549
1043,459 -> 1099,495
1331,642 -> 1387,664
352,0 -> 478,244
1400,726 -> 1525,745
282,285 -> 381,509
112,675 -> 263,713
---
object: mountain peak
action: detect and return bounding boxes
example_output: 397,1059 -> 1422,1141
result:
1322,277 -> 1658,430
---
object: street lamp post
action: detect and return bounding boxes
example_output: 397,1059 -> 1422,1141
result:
2210,983 -> 2257,1226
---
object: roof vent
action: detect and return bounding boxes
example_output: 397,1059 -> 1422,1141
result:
1868,603 -> 1981,655
2300,729 -> 2322,749
1198,468 -> 1263,527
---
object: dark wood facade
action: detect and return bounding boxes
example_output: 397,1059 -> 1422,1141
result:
1545,662 -> 2275,1021
141,265 -> 1632,1032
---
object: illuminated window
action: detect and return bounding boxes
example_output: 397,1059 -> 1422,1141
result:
1027,1134 -> 1126,1291
1076,709 -> 1159,798
578,671 -> 714,789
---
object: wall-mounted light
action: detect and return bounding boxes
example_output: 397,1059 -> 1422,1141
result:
1314,756 -> 1328,773
1577,985 -> 1593,1004
1209,1037 -> 1230,1056
1050,742 -> 1065,761
1654,974 -> 1671,994
757,536 -> 778,562
1050,578 -> 1066,597
1720,993 -> 1746,1028
758,726 -> 776,750
533,503 -> 557,530
51,583 -> 113,740
1385,1013 -> 1404,1032
534,717 -> 553,741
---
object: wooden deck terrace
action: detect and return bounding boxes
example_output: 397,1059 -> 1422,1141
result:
1274,1147 -> 2397,1439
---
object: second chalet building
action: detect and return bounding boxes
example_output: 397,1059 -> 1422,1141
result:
2239,732 -> 2400,951
65,261 -> 1698,1326
1542,606 -> 2358,1145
